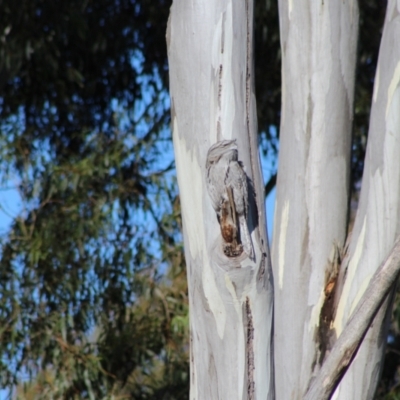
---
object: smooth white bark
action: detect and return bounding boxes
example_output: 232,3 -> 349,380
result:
167,1 -> 274,399
273,1 -> 359,398
332,3 -> 400,398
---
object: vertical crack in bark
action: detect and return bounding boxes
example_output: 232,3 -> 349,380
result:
218,64 -> 223,109
217,10 -> 225,142
245,296 -> 255,399
217,64 -> 223,140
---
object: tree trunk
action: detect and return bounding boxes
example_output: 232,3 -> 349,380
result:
272,1 -> 359,398
332,2 -> 400,398
168,0 -> 400,398
167,1 -> 274,399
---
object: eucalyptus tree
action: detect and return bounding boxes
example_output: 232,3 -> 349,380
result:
168,1 -> 400,399
0,0 -> 396,398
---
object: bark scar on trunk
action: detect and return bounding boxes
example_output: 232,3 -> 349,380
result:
316,243 -> 345,366
244,296 -> 255,399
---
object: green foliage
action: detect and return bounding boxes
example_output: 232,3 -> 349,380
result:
0,1 -> 187,395
0,0 -> 395,398
0,121 -> 188,397
0,0 -> 170,139
12,264 -> 189,400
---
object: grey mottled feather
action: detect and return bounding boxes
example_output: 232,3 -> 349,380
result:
205,140 -> 254,259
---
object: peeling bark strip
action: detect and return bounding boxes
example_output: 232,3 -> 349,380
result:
244,297 -> 255,399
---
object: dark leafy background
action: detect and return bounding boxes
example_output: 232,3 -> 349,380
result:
0,0 -> 397,398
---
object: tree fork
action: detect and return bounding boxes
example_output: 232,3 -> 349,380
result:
305,237 -> 400,400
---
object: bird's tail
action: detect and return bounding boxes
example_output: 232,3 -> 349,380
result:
239,215 -> 254,261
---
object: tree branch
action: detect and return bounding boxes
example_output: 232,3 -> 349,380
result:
304,236 -> 400,400
264,172 -> 277,198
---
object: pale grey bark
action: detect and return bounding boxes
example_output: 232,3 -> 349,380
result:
272,2 -> 359,398
168,0 -> 400,398
167,1 -> 274,399
331,3 -> 400,398
305,237 -> 400,400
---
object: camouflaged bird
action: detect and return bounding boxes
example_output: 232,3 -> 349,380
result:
205,140 -> 254,259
